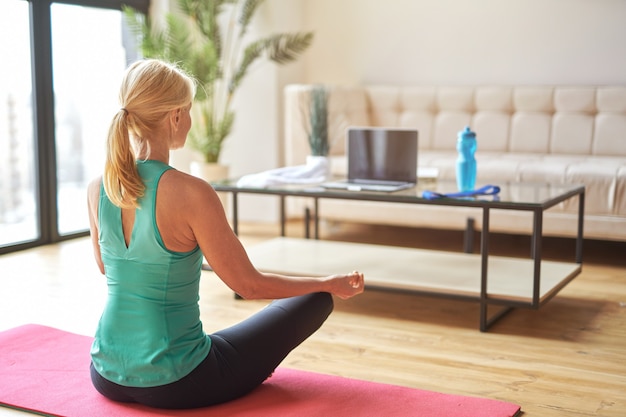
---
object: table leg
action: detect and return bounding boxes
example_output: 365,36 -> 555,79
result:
464,217 -> 475,253
576,191 -> 585,264
483,306 -> 515,330
304,207 -> 311,239
531,209 -> 543,308
231,192 -> 239,236
280,195 -> 285,237
314,198 -> 320,240
479,207 -> 490,332
230,192 -> 243,300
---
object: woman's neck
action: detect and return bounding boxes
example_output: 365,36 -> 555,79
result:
133,136 -> 170,164
136,149 -> 169,164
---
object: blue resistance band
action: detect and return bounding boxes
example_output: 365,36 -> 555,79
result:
422,184 -> 501,200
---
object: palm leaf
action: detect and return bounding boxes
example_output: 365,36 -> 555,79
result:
228,40 -> 264,94
123,6 -> 166,59
265,32 -> 314,64
238,0 -> 264,36
229,32 -> 314,93
163,13 -> 195,63
190,104 -> 235,163
190,42 -> 220,101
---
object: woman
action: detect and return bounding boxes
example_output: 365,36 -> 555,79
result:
87,59 -> 364,409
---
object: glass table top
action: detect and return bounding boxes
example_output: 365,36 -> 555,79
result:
211,178 -> 584,210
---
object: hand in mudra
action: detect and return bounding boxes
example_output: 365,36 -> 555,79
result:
330,271 -> 365,299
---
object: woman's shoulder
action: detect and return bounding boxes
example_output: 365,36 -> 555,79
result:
88,175 -> 102,188
161,168 -> 205,189
87,176 -> 103,220
87,176 -> 102,200
159,168 -> 216,203
157,168 -> 225,227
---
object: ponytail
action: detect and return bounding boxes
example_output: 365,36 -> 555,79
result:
103,109 -> 144,209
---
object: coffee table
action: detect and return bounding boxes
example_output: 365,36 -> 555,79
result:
212,179 -> 584,331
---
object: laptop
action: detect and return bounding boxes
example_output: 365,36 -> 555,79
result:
322,127 -> 418,192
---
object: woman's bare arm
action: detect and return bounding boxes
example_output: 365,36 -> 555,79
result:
87,177 -> 105,275
162,172 -> 364,300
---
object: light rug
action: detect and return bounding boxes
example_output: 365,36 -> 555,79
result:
0,324 -> 521,416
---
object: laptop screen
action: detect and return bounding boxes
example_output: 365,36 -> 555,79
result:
347,127 -> 418,183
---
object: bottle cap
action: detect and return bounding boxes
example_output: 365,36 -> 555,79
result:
459,126 -> 476,139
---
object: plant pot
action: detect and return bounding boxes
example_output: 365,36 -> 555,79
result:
306,155 -> 332,179
190,161 -> 229,182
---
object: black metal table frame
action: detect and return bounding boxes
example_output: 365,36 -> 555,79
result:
213,182 -> 585,331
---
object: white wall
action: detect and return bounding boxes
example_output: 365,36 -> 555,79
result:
171,0 -> 626,222
300,0 -> 626,86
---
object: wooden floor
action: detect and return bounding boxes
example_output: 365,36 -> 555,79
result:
1,220 -> 625,416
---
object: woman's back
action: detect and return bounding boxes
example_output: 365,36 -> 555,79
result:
91,160 -> 210,388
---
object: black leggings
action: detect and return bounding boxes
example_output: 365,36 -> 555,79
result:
90,292 -> 334,409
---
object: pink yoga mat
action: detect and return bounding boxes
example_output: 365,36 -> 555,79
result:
0,324 -> 520,416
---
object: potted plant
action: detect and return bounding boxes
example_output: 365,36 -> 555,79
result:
124,0 -> 314,179
301,84 -> 333,177
307,85 -> 330,157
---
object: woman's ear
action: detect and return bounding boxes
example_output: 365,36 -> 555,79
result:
170,108 -> 181,127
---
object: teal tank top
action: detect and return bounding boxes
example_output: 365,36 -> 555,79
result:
91,160 -> 211,387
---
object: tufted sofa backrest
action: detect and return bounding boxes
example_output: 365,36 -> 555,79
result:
367,86 -> 626,156
284,85 -> 626,164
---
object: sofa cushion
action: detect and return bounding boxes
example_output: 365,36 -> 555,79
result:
365,86 -> 401,127
593,87 -> 626,156
597,87 -> 626,112
471,112 -> 511,151
551,113 -> 595,154
554,88 -> 596,113
399,87 -> 437,149
510,113 -> 552,153
593,113 -> 626,156
475,87 -> 513,112
436,87 -> 475,111
617,167 -> 626,216
513,87 -> 554,112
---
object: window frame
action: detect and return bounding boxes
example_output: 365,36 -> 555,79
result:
0,0 -> 149,254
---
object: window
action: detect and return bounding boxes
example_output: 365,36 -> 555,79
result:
51,3 -> 128,234
0,0 -> 148,253
0,1 -> 37,247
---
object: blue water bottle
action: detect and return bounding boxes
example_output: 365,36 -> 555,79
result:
456,126 -> 477,191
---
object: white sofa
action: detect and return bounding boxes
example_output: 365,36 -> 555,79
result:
283,85 -> 626,242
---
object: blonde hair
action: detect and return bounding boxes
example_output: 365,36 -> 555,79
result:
103,59 -> 195,208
